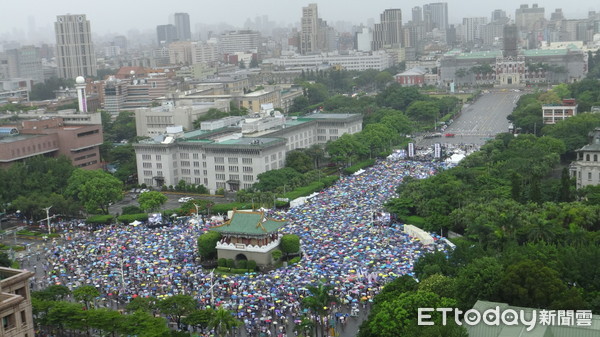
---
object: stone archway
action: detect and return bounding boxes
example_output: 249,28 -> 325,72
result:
235,253 -> 248,262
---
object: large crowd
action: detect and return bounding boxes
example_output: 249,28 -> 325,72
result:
33,158 -> 453,336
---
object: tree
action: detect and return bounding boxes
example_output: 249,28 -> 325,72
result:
500,259 -> 567,308
271,249 -> 282,262
301,283 -> 338,337
208,307 -> 242,337
455,257 -> 503,309
73,285 -> 100,310
254,167 -> 303,192
119,310 -> 170,337
182,308 -> 215,332
197,231 -> 222,260
285,150 -> 314,173
290,95 -> 310,113
280,234 -> 300,256
126,296 -> 157,314
87,308 -> 123,336
157,294 -> 197,328
406,100 -> 440,124
138,191 -> 168,212
66,169 -> 123,214
418,273 -> 456,299
374,71 -> 394,90
32,285 -> 71,302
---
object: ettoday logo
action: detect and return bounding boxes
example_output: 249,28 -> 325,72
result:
418,307 -> 593,331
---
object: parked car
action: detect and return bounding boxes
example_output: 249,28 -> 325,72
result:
445,133 -> 456,137
178,197 -> 193,203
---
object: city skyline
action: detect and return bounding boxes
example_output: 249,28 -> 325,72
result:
1,0 -> 599,43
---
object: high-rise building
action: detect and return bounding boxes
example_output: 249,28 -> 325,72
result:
157,24 -> 177,46
492,9 -> 508,23
515,4 -> 545,32
412,7 -> 423,24
462,17 -> 488,43
423,2 -> 448,32
219,30 -> 261,54
174,13 -> 191,41
54,14 -> 97,79
5,45 -> 44,83
300,3 -> 320,54
373,9 -> 403,50
503,24 -> 519,58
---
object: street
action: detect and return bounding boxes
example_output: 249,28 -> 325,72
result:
419,90 -> 522,147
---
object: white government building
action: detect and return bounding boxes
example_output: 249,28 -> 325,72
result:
133,113 -> 362,192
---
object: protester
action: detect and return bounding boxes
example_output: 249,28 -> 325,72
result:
39,158 -> 453,335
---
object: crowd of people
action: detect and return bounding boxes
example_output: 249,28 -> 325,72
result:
34,158 -> 453,336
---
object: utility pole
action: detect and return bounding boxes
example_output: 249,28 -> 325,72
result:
42,206 -> 52,235
193,203 -> 201,230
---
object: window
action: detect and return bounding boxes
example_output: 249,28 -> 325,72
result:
180,153 -> 189,159
215,157 -> 225,163
194,169 -> 200,175
157,171 -> 163,176
182,169 -> 191,175
181,161 -> 190,167
229,174 -> 239,181
193,161 -> 200,167
216,182 -> 226,189
242,158 -> 253,164
588,172 -> 592,180
195,178 -> 202,185
20,311 -> 26,327
143,162 -> 152,168
243,175 -> 254,181
216,174 -> 226,180
142,154 -> 151,160
144,170 -> 152,176
595,155 -> 598,162
587,154 -> 590,161
193,153 -> 199,159
228,158 -> 238,164
2,313 -> 15,330
229,166 -> 239,172
155,155 -> 161,161
243,166 -> 253,173
244,183 -> 253,189
156,163 -> 162,169
215,165 -> 225,172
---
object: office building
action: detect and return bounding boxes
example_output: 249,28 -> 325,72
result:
157,24 -> 177,46
220,30 -> 261,54
0,117 -> 103,169
0,267 -> 35,337
263,50 -> 393,71
542,99 -> 577,125
491,9 -> 508,23
462,17 -> 488,43
412,7 -> 423,24
300,3 -> 320,54
133,113 -> 362,192
174,13 -> 191,41
423,2 -> 448,32
373,9 -> 403,50
54,14 -> 97,79
5,46 -> 43,84
515,4 -> 545,32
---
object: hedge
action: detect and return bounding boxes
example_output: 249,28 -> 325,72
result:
117,213 -> 149,223
343,159 -> 376,175
211,202 -> 254,214
85,215 -> 114,224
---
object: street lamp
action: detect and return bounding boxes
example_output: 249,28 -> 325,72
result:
192,203 -> 201,230
42,206 -> 52,235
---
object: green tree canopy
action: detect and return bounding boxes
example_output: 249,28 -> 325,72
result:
138,191 -> 168,212
197,231 -> 222,260
66,169 -> 124,214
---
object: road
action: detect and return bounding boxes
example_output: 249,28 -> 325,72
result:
108,192 -> 230,215
419,90 -> 523,147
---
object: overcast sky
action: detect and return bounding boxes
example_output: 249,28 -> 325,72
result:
2,0 -> 599,40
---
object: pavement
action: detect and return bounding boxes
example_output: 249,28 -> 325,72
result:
419,90 -> 523,148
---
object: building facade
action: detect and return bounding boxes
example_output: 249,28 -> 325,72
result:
0,268 -> 35,337
542,98 -> 577,124
372,9 -> 403,51
0,117 -> 103,169
264,51 -> 393,71
174,13 -> 191,41
133,113 -> 362,191
5,46 -> 44,84
571,128 -> 600,189
157,24 -> 177,46
54,14 -> 97,79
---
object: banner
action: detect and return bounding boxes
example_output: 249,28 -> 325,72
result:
408,142 -> 415,157
434,143 -> 442,158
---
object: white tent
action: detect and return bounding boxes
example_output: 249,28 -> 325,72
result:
129,220 -> 142,226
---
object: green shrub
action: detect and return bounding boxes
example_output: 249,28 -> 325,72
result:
247,260 -> 257,271
121,205 -> 143,215
289,257 -> 301,264
281,235 -> 301,255
85,215 -> 114,224
226,259 -> 235,269
117,213 -> 149,223
271,249 -> 282,261
197,231 -> 222,259
237,260 -> 247,269
218,258 -> 227,267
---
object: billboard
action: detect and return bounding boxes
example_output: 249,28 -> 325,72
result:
434,143 -> 442,158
